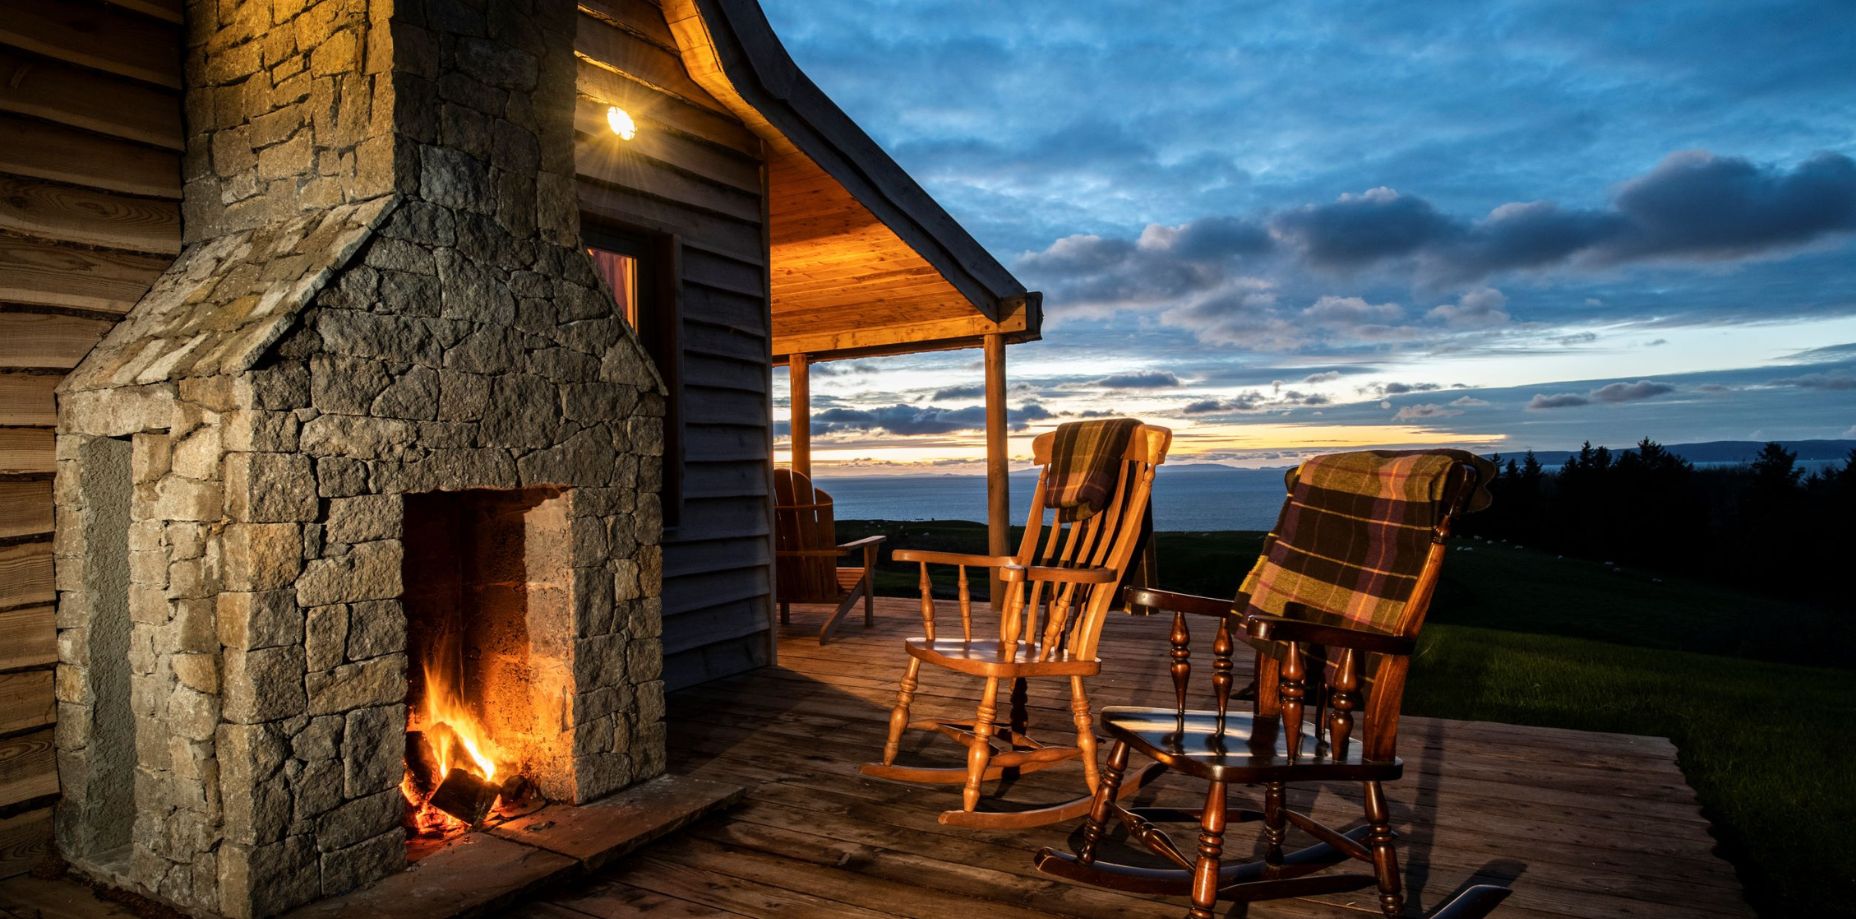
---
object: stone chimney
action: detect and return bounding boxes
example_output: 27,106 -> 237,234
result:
51,1 -> 667,916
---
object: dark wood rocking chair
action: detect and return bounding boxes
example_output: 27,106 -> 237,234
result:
773,468 -> 886,644
1035,449 -> 1507,918
858,422 -> 1172,829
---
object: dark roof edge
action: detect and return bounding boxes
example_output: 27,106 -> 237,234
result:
698,0 -> 1036,325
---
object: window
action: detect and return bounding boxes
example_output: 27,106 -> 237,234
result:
584,226 -> 683,529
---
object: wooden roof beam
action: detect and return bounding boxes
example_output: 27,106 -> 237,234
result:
771,293 -> 1041,364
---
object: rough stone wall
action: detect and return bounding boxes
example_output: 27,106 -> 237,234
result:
183,0 -> 397,243
56,1 -> 667,916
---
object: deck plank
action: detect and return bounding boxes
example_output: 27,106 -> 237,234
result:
537,597 -> 1752,919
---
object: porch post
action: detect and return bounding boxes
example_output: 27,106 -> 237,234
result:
984,334 -> 1009,611
790,353 -> 811,477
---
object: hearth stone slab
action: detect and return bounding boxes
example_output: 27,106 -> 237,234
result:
280,775 -> 741,919
488,774 -> 745,872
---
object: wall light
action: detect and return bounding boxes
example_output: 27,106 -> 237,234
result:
606,106 -> 636,141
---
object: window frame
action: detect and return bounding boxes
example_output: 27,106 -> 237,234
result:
583,221 -> 684,531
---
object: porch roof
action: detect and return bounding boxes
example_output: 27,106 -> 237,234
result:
661,0 -> 1042,363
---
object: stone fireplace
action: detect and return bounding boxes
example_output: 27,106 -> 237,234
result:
49,1 -> 668,916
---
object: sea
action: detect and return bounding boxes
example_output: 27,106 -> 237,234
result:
815,465 -> 1291,532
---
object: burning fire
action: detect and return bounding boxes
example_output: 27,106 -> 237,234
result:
401,657 -> 504,837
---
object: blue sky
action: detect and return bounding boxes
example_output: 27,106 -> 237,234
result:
759,0 -> 1856,469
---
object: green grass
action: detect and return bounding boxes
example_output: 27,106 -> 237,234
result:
839,519 -> 1856,917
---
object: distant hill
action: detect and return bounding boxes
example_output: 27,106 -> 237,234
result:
1489,439 -> 1856,468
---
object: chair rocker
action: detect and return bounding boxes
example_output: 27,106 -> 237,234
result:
858,422 -> 1172,829
1035,450 -> 1501,918
773,468 -> 886,644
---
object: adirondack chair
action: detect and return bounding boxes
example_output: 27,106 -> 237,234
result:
773,468 -> 886,644
859,422 -> 1172,828
1035,449 -> 1500,919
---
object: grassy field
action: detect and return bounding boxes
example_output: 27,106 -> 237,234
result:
837,519 -> 1856,918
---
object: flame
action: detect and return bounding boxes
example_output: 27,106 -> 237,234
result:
402,652 -> 503,837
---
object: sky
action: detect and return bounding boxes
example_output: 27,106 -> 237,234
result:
757,0 -> 1856,472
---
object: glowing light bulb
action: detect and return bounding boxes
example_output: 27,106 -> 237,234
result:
606,106 -> 636,140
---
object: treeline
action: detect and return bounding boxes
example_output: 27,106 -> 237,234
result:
1459,439 -> 1856,608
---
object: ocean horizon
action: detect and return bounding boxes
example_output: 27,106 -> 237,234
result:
815,466 -> 1292,532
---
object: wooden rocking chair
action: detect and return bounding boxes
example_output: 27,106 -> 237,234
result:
773,468 -> 886,644
859,421 -> 1171,828
1035,449 -> 1502,919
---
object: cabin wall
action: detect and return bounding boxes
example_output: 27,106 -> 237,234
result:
574,1 -> 775,689
0,0 -> 185,878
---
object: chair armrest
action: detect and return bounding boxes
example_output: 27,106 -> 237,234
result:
1242,612 -> 1415,655
999,564 -> 1119,585
1123,587 -> 1241,619
890,548 -> 1017,568
836,535 -> 886,553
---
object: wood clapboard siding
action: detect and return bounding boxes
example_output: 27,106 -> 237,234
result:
0,0 -> 183,869
576,4 -> 776,690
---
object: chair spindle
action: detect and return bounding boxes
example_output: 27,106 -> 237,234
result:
1328,648 -> 1358,754
1280,640 -> 1305,761
1211,615 -> 1235,735
1169,610 -> 1191,735
957,565 -> 972,641
918,563 -> 935,642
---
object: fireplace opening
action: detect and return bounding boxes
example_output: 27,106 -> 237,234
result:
399,488 -> 574,855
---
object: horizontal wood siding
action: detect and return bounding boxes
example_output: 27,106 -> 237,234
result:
0,1 -> 183,871
575,5 -> 774,690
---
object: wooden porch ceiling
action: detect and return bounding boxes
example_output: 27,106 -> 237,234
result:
661,0 -> 1041,363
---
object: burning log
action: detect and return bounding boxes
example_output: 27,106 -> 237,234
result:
427,767 -> 500,826
404,730 -> 445,800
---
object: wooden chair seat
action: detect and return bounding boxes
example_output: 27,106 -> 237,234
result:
905,638 -> 1101,677
1099,706 -> 1400,784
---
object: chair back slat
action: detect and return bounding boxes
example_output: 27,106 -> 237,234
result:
993,425 -> 1170,660
773,468 -> 845,604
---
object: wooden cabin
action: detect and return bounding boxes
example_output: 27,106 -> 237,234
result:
0,0 -> 1038,886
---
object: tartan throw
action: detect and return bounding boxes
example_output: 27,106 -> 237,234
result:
1238,449 -> 1493,635
1046,418 -> 1141,522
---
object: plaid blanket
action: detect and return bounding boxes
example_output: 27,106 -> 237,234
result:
1046,418 -> 1141,522
1237,449 -> 1493,635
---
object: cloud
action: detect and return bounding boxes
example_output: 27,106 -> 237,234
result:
1775,371 -> 1856,390
1380,381 -> 1440,395
1450,396 -> 1490,407
1180,388 -> 1327,415
1392,403 -> 1461,421
931,383 -> 986,400
1589,380 -> 1676,403
1302,371 -> 1341,383
1272,187 -> 1456,268
1019,215 -> 1271,313
807,402 -> 1051,436
1426,287 -> 1510,328
1557,331 -> 1599,346
1528,392 -> 1591,410
1527,379 -> 1676,410
1094,370 -> 1181,389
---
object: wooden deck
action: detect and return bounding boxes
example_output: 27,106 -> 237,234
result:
0,597 -> 1751,919
524,597 -> 1751,919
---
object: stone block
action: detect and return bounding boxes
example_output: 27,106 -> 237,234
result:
219,835 -> 319,919
155,475 -> 224,521
222,645 -> 306,723
305,604 -> 349,671
341,704 -> 403,798
371,365 -> 440,420
222,523 -> 304,590
344,599 -> 404,660
319,830 -> 402,897
309,354 -> 393,415
325,494 -> 401,544
305,654 -> 404,716
315,788 -> 401,852
173,652 -> 220,694
297,539 -> 401,606
226,451 -> 319,521
218,589 -> 304,650
169,425 -> 223,479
